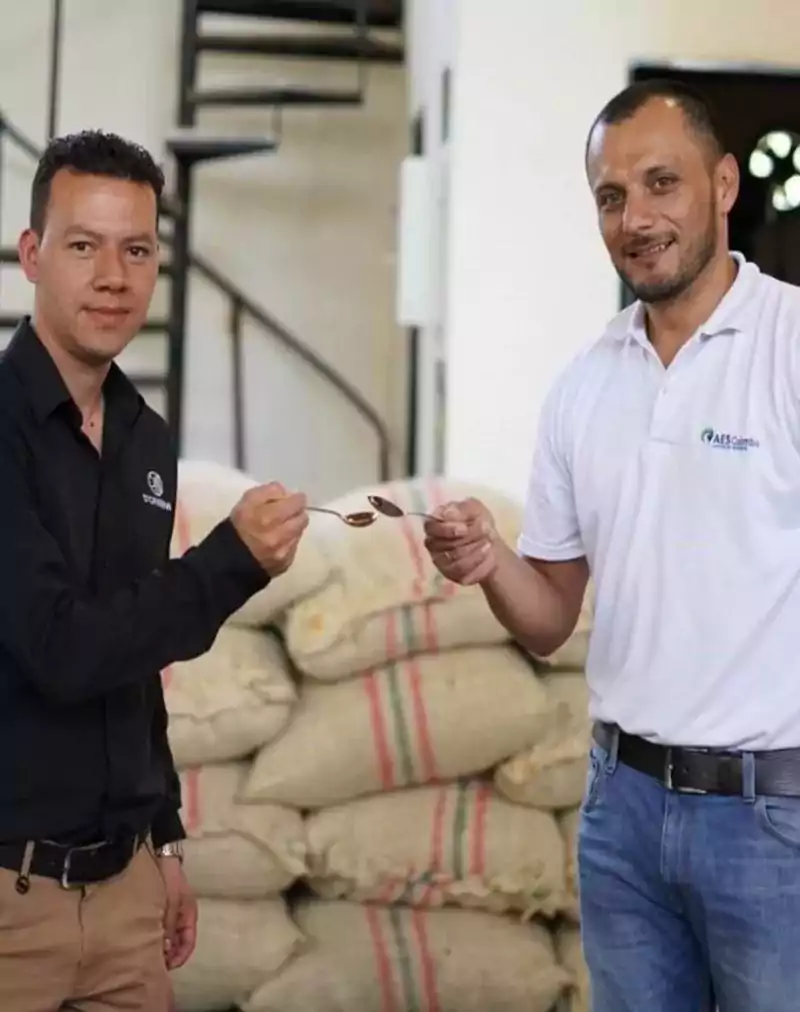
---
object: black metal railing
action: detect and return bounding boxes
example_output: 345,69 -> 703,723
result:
0,114 -> 391,480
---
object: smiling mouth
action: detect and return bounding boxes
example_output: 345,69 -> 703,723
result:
627,239 -> 674,260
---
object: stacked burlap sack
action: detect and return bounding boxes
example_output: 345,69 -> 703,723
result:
233,476 -> 595,1012
160,463 -> 595,1011
494,669 -> 593,1012
162,461 -> 324,1012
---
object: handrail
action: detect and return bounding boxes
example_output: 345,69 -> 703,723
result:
0,113 -> 391,480
185,245 -> 390,473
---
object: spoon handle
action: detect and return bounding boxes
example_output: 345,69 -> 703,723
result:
306,506 -> 341,518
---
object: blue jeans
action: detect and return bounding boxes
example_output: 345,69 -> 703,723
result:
579,742 -> 800,1011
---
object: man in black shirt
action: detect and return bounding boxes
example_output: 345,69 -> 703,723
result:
0,131 -> 309,1011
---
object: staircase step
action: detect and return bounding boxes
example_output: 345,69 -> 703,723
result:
165,131 -> 278,163
196,0 -> 402,28
189,85 -> 362,107
0,314 -> 168,333
0,246 -> 172,276
196,32 -> 403,63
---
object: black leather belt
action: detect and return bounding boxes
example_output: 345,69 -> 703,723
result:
0,834 -> 142,891
593,722 -> 800,797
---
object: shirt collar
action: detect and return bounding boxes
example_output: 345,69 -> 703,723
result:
4,316 -> 143,426
606,252 -> 762,347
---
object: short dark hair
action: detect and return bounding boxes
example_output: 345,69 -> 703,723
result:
30,129 -> 165,234
586,78 -> 727,166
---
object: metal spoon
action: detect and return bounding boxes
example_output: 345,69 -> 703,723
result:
367,494 -> 436,521
306,506 -> 377,528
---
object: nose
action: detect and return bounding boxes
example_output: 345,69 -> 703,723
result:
92,247 -> 127,291
621,190 -> 656,235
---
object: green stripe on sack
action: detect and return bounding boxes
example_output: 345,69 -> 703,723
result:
400,603 -> 417,654
451,780 -> 469,880
387,906 -> 421,1012
385,662 -> 415,785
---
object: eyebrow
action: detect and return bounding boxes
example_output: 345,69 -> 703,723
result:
593,180 -> 624,196
644,164 -> 677,177
592,162 -> 679,194
63,225 -> 156,244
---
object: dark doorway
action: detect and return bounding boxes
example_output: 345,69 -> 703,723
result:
621,62 -> 800,305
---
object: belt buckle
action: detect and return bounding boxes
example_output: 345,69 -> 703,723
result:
664,748 -> 675,790
664,747 -> 707,795
60,839 -> 104,890
60,848 -> 76,890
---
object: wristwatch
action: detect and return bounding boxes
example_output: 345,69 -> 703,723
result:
155,840 -> 185,863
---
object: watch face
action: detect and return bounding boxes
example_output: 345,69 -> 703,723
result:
158,842 -> 184,860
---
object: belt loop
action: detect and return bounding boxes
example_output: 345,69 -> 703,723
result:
604,724 -> 620,774
741,751 -> 756,803
14,841 -> 35,895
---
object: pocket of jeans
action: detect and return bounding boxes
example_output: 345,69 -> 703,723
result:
756,795 -> 800,850
582,745 -> 606,812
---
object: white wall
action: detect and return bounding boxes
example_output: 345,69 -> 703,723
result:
0,0 -> 407,502
408,0 -> 800,502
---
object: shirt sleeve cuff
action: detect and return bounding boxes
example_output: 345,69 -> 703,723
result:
516,534 -> 585,561
150,804 -> 186,848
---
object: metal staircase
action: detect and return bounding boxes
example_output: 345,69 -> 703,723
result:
0,0 -> 402,480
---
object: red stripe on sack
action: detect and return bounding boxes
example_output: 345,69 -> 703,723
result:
364,669 -> 395,791
470,783 -> 491,877
406,654 -> 438,784
410,908 -> 441,1012
391,482 -> 427,600
183,767 -> 202,832
161,665 -> 173,691
366,905 -> 399,1012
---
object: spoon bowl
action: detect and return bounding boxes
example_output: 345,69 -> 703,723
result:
307,506 -> 377,528
367,494 -> 436,521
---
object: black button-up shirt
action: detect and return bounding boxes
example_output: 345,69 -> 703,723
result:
0,319 -> 268,846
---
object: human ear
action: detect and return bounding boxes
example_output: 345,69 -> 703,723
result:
715,153 -> 740,215
18,229 -> 41,284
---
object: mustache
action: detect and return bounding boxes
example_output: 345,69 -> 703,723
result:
622,235 -> 675,255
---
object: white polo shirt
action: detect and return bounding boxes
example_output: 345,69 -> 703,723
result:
520,254 -> 800,750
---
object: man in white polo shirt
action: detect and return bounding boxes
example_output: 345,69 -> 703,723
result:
423,78 -> 800,1011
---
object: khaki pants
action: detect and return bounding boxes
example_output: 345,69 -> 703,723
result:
0,842 -> 173,1011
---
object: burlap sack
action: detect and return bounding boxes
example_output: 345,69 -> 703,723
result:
171,459 -> 331,627
244,900 -> 569,1012
560,807 -> 581,923
495,673 -> 590,810
555,924 -> 591,1012
163,627 -> 296,768
242,646 -> 553,808
284,478 -> 523,680
179,763 -> 307,898
170,897 -> 304,1012
305,781 -> 567,918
